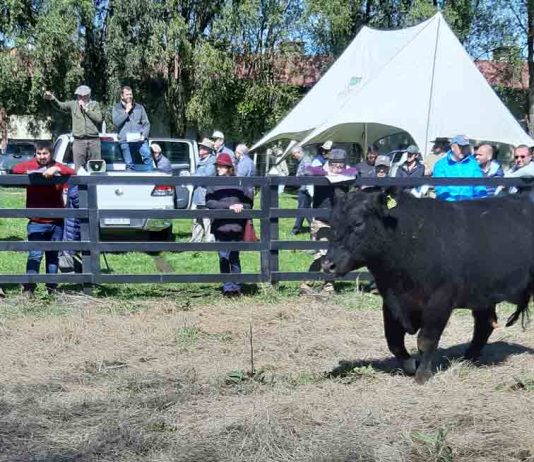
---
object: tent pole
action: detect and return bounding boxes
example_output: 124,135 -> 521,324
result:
364,123 -> 368,149
423,14 -> 442,158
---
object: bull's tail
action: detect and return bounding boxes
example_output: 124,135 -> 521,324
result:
506,298 -> 531,328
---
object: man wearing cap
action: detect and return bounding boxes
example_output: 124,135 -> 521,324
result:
424,138 -> 449,175
112,86 -> 152,171
151,143 -> 172,174
44,86 -> 102,171
235,144 -> 256,198
432,135 -> 486,201
301,149 -> 358,295
372,155 -> 391,178
191,138 -> 217,242
311,140 -> 333,167
396,145 -> 424,178
290,146 -> 313,235
212,130 -> 235,162
356,144 -> 378,177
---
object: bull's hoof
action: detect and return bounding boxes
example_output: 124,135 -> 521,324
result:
415,368 -> 433,385
401,357 -> 418,376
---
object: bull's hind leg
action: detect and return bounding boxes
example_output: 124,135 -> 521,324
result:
383,304 -> 417,375
464,306 -> 497,361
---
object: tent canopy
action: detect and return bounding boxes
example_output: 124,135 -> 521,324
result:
251,13 -> 533,155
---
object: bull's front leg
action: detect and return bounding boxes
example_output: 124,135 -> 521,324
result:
464,306 -> 497,361
416,302 -> 452,385
382,303 -> 417,375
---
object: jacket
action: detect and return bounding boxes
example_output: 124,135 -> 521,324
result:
112,102 -> 151,141
396,162 -> 425,178
155,155 -> 172,174
206,185 -> 253,236
192,153 -> 216,206
56,100 -> 102,138
482,160 -> 504,196
12,159 -> 76,223
432,151 -> 486,201
63,185 -> 80,243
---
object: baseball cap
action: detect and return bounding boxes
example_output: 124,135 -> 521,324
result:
215,152 -> 233,167
321,140 -> 333,151
212,130 -> 224,140
450,135 -> 470,146
375,155 -> 391,168
406,145 -> 419,155
328,149 -> 347,163
151,143 -> 162,153
74,85 -> 91,96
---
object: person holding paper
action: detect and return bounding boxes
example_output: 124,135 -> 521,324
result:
112,86 -> 152,171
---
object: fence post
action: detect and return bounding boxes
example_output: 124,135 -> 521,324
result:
78,182 -> 93,295
267,179 -> 280,286
260,182 -> 271,283
88,183 -> 100,286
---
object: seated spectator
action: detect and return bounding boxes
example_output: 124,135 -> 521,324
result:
12,141 -> 76,295
191,138 -> 217,243
475,144 -> 503,196
206,153 -> 252,297
506,145 -> 534,177
151,143 -> 172,173
432,135 -> 486,201
311,140 -> 333,167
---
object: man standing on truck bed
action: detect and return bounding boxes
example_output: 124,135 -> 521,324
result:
12,141 -> 76,295
112,86 -> 153,171
44,85 -> 102,172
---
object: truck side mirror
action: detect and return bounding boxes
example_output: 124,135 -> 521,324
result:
87,159 -> 106,173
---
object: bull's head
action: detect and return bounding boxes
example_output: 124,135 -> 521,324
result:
322,188 -> 399,276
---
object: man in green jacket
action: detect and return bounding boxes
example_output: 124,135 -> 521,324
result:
44,85 -> 102,171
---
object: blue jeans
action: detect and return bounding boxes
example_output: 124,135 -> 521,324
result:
119,140 -> 153,171
25,221 -> 64,292
292,189 -> 312,232
216,232 -> 242,293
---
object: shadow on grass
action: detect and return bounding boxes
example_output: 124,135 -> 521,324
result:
0,235 -> 25,241
328,341 -> 534,378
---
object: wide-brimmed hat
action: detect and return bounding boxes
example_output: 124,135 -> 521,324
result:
328,149 -> 347,163
74,85 -> 91,96
215,153 -> 233,167
198,138 -> 215,151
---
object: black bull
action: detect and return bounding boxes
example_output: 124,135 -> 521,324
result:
323,189 -> 533,384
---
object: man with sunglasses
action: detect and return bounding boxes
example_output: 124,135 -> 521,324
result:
432,135 -> 486,201
507,145 -> 534,177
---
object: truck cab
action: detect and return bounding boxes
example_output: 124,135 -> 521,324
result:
53,134 -> 198,240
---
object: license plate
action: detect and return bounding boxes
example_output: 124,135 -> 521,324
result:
104,218 -> 130,225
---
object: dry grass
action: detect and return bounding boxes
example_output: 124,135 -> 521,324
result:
1,293 -> 534,461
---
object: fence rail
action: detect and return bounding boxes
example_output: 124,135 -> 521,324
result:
1,174 -> 532,289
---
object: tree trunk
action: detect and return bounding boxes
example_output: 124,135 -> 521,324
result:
0,108 -> 7,152
528,0 -> 534,135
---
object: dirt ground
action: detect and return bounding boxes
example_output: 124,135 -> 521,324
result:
1,293 -> 533,462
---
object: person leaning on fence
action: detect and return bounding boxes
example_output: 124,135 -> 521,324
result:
12,141 -> 76,295
205,153 -> 253,297
44,85 -> 102,172
432,135 -> 487,201
300,149 -> 358,296
191,138 -> 217,243
112,86 -> 152,171
290,145 -> 313,235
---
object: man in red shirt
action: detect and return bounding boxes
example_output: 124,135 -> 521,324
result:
12,142 -> 76,294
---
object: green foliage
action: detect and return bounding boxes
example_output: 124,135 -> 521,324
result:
410,428 -> 454,462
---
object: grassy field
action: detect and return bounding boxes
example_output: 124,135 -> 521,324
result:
0,186 -> 327,298
0,293 -> 533,461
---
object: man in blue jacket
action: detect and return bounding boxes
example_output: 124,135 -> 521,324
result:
432,135 -> 486,201
112,86 -> 152,171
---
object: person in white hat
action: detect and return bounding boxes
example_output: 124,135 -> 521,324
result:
211,130 -> 235,162
150,143 -> 172,173
44,85 -> 102,171
311,140 -> 333,167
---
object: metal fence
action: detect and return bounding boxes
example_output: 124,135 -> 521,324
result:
0,174 -> 532,290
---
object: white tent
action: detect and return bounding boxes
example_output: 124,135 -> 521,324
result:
251,13 -> 534,155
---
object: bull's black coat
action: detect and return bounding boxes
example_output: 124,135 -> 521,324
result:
324,189 -> 533,383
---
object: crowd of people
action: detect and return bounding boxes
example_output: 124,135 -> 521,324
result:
2,82 -> 533,299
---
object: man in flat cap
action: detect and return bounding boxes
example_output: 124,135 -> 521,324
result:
45,85 -> 102,171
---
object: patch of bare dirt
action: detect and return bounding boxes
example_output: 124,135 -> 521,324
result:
0,294 -> 533,461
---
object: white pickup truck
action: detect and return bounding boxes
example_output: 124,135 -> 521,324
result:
53,134 -> 198,240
